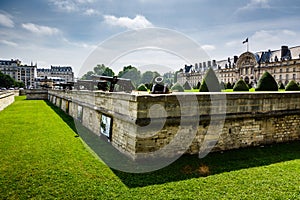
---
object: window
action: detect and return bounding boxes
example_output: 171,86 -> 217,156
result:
286,74 -> 289,80
286,68 -> 289,73
293,74 -> 296,80
280,69 -> 282,73
279,75 -> 282,81
293,68 -> 296,72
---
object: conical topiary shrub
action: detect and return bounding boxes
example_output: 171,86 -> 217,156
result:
285,80 -> 300,91
255,71 -> 278,91
137,84 -> 148,91
171,82 -> 184,92
279,82 -> 285,90
233,79 -> 249,91
199,68 -> 221,92
226,82 -> 233,89
183,81 -> 192,90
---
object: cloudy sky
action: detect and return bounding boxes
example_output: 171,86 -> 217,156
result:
1,0 -> 300,76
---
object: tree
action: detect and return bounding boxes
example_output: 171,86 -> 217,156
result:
174,71 -> 179,83
199,67 -> 221,92
81,64 -> 115,80
285,80 -> 300,91
140,71 -> 160,85
233,79 -> 249,91
118,65 -> 141,87
255,71 -> 278,91
0,71 -> 16,88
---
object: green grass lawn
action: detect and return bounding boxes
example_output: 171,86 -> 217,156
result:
1,96 -> 300,199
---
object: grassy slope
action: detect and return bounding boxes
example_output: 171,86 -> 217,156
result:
0,96 -> 300,199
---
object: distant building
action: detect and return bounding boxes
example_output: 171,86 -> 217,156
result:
0,59 -> 37,88
37,66 -> 74,83
177,45 -> 300,88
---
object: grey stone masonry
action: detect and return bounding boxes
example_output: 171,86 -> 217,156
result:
0,91 -> 14,111
48,90 -> 300,159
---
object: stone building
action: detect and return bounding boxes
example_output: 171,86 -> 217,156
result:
0,59 -> 37,88
177,45 -> 300,88
37,66 -> 74,83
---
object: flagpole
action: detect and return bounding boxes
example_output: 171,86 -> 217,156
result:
247,38 -> 249,52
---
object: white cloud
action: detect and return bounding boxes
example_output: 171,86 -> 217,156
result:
22,23 -> 60,36
84,9 -> 100,16
0,13 -> 14,28
50,0 -> 78,12
236,0 -> 270,12
103,15 -> 153,29
201,44 -> 215,51
49,0 -> 96,12
0,40 -> 17,47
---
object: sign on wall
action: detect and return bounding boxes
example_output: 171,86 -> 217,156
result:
100,114 -> 112,140
77,105 -> 83,122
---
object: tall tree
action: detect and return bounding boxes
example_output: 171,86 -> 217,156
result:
81,64 -> 115,80
118,65 -> 141,87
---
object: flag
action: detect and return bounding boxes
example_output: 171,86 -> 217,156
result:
243,38 -> 248,44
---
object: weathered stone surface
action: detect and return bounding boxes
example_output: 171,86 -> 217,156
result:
0,91 -> 14,111
48,90 -> 300,159
26,89 -> 48,100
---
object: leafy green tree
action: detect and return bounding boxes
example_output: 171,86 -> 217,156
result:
118,65 -> 141,87
171,82 -> 184,92
81,64 -> 115,80
199,67 -> 221,92
233,79 -> 249,91
0,71 -> 15,88
174,71 -> 179,83
140,71 -> 160,85
285,80 -> 300,91
255,71 -> 278,91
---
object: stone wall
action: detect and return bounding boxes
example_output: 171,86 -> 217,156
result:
48,90 -> 300,159
26,89 -> 48,100
0,91 -> 15,111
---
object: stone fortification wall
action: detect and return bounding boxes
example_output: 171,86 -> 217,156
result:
48,90 -> 300,159
0,91 -> 15,111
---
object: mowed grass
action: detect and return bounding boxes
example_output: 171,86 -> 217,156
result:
0,96 -> 300,199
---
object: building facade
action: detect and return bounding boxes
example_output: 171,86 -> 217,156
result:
177,45 -> 300,88
37,66 -> 74,83
0,59 -> 37,88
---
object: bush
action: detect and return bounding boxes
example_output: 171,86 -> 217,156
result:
137,84 -> 148,91
171,82 -> 184,92
226,82 -> 233,89
255,71 -> 278,91
285,80 -> 300,91
199,68 -> 221,92
233,79 -> 249,91
195,81 -> 201,89
279,82 -> 285,90
183,81 -> 192,90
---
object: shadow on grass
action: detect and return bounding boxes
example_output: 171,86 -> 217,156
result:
44,100 -> 300,188
44,100 -> 78,135
112,141 -> 300,188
